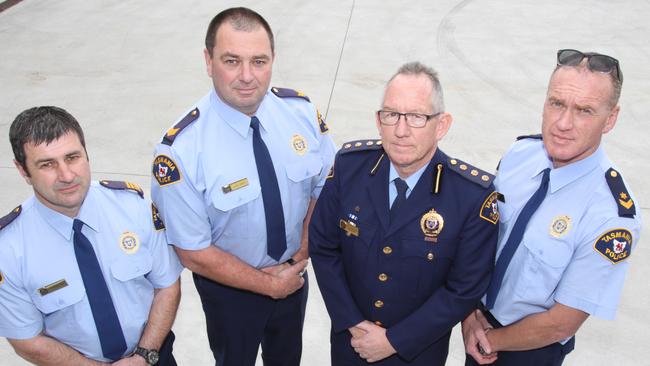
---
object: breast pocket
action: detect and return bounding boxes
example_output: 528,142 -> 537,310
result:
210,182 -> 261,240
110,252 -> 154,327
398,239 -> 455,300
285,155 -> 322,198
518,239 -> 573,302
30,280 -> 85,334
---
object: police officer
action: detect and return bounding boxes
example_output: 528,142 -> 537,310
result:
150,7 -> 335,366
309,62 -> 498,365
462,50 -> 642,366
0,106 -> 182,365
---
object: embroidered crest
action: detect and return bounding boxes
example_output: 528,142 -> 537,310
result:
480,191 -> 499,224
550,215 -> 571,238
593,228 -> 633,264
151,204 -> 165,231
153,155 -> 182,186
119,231 -> 140,254
291,134 -> 308,155
420,209 -> 444,242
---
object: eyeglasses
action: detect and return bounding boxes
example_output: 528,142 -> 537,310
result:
376,110 -> 442,128
556,49 -> 623,83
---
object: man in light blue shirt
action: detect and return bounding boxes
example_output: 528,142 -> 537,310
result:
151,7 -> 335,366
0,106 -> 182,365
463,50 -> 642,366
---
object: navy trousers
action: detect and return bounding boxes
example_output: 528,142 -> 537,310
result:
156,331 -> 177,366
465,309 -> 574,366
193,271 -> 308,366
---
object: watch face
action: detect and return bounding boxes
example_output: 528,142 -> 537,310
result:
147,351 -> 159,364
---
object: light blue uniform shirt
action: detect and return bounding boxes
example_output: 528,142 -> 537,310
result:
388,162 -> 428,206
490,138 -> 642,329
152,88 -> 336,268
0,182 -> 182,361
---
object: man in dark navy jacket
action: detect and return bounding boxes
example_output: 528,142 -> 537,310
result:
309,61 -> 498,365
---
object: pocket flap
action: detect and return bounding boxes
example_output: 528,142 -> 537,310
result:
111,253 -> 153,281
285,156 -> 322,182
31,280 -> 85,315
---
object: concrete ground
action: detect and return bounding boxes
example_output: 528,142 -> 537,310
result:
1,0 -> 648,365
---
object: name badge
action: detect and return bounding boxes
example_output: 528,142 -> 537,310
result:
222,178 -> 249,193
38,279 -> 68,296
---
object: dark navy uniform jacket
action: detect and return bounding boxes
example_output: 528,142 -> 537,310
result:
310,141 -> 498,365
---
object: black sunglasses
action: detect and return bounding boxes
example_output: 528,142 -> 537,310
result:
556,49 -> 623,83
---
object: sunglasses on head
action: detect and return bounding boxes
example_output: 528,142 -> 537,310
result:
556,49 -> 623,83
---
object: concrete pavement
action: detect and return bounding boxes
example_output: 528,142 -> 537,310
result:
1,1 -> 648,364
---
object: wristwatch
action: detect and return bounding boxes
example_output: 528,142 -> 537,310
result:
134,346 -> 160,365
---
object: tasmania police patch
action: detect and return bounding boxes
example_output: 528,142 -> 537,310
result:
594,228 -> 633,264
153,155 -> 181,186
480,191 -> 499,224
151,204 -> 165,231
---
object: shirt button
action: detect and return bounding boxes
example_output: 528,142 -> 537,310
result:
374,300 -> 384,308
378,273 -> 388,282
383,246 -> 393,255
427,252 -> 434,261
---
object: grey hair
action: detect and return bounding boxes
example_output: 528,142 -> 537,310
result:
387,61 -> 445,112
552,60 -> 622,108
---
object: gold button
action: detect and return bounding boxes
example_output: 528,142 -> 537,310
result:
366,141 -> 374,146
377,140 -> 383,145
344,143 -> 352,149
460,164 -> 468,171
374,300 -> 384,308
191,110 -> 197,116
375,321 -> 383,326
450,159 -> 457,165
481,175 -> 490,181
383,246 -> 393,254
471,169 -> 479,176
427,252 -> 434,261
355,142 -> 362,147
610,170 -> 618,177
378,273 -> 388,282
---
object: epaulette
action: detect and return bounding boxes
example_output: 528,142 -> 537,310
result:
162,108 -> 200,146
0,206 -> 21,231
447,158 -> 494,188
516,133 -> 543,140
99,180 -> 144,199
605,168 -> 636,218
339,139 -> 383,155
271,87 -> 311,102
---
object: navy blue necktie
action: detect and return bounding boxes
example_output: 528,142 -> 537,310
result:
486,168 -> 551,309
390,178 -> 408,222
250,117 -> 287,261
72,219 -> 127,361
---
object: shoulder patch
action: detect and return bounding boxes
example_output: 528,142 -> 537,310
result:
317,109 -> 329,134
151,204 -> 165,231
605,168 -> 635,218
99,180 -> 144,198
480,191 -> 500,224
0,205 -> 21,231
271,87 -> 311,102
593,228 -> 632,264
152,155 -> 182,186
516,133 -> 543,140
447,158 -> 494,188
339,139 -> 383,155
162,108 -> 200,146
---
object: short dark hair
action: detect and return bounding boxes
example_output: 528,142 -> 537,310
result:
9,106 -> 86,173
205,7 -> 274,57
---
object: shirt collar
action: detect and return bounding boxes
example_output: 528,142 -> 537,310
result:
210,88 -> 272,138
388,156 -> 432,191
540,145 -> 604,193
33,186 -> 100,241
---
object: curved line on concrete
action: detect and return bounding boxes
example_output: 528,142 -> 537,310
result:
436,0 -> 537,111
324,0 -> 355,120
